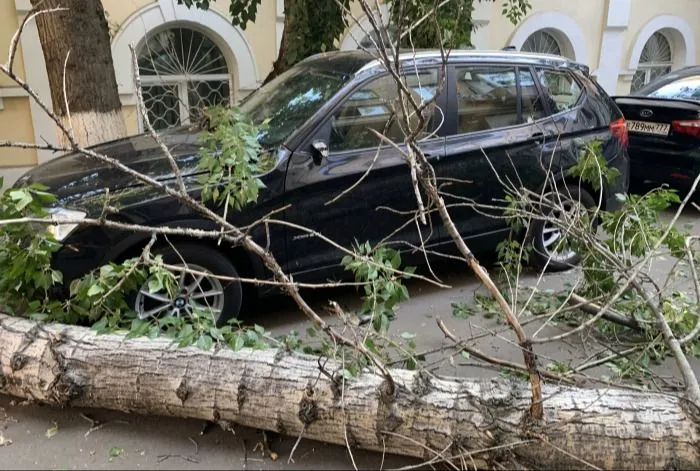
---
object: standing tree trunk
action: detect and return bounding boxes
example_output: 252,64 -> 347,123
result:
29,0 -> 127,147
0,314 -> 697,470
263,0 -> 291,84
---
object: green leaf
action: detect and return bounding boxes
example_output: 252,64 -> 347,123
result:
91,317 -> 108,333
380,313 -> 390,332
197,334 -> 213,351
339,368 -> 354,379
452,303 -> 474,319
390,250 -> 401,269
29,312 -> 49,322
45,423 -> 59,438
108,447 -> 123,458
148,277 -> 163,293
51,270 -> 63,284
401,331 -> 416,340
209,326 -> 225,341
460,351 -> 470,360
405,357 -> 417,370
148,325 -> 161,339
87,284 -> 104,297
8,190 -> 33,211
233,334 -> 245,351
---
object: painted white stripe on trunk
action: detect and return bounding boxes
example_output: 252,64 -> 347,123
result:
58,110 -> 128,148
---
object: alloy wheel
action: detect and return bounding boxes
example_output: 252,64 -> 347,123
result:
135,263 -> 226,322
540,200 -> 584,262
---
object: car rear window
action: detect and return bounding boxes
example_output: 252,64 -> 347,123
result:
647,76 -> 700,100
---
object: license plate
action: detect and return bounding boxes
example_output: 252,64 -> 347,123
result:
627,120 -> 670,136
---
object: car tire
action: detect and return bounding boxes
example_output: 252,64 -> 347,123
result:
528,184 -> 597,273
132,243 -> 243,326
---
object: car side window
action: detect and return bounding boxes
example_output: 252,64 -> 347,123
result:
519,69 -> 547,123
454,66 -> 519,134
535,69 -> 583,113
328,70 -> 439,152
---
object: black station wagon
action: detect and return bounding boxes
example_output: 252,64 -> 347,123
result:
16,50 -> 631,324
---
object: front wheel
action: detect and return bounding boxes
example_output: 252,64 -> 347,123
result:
132,243 -> 243,326
528,184 -> 597,272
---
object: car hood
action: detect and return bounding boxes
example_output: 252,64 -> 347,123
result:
16,128 -> 206,208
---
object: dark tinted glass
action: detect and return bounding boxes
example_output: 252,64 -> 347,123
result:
648,76 -> 700,100
535,69 -> 583,112
329,69 -> 439,152
454,66 -> 519,134
240,66 -> 349,148
519,69 -> 547,122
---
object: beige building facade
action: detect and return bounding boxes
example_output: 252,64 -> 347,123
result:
1,0 -> 698,184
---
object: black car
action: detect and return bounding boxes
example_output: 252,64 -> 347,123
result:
16,50 -> 630,324
614,66 -> 700,196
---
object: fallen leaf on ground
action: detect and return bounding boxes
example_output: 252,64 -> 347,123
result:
45,423 -> 59,438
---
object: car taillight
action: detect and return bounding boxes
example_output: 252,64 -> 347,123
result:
610,117 -> 628,147
671,119 -> 700,139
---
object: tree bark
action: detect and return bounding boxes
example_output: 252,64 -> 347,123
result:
263,0 -> 291,85
0,314 -> 697,470
29,0 -> 127,147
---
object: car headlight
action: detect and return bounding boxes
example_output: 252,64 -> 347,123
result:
46,208 -> 87,242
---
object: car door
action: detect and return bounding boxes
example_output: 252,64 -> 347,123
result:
532,67 -> 590,175
433,63 -> 561,251
283,68 -> 446,280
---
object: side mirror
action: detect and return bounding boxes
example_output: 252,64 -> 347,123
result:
310,140 -> 329,166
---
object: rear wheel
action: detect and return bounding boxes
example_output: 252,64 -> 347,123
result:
133,243 -> 242,326
528,184 -> 597,272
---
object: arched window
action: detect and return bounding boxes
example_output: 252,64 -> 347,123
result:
521,30 -> 562,56
631,32 -> 673,92
358,26 -> 395,49
137,27 -> 232,130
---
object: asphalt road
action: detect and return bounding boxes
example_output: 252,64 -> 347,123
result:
1,207 -> 699,470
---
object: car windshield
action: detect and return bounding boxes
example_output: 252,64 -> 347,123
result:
647,75 -> 700,101
240,65 -> 350,148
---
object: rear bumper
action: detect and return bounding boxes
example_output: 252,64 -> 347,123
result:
627,135 -> 699,190
631,165 -> 696,190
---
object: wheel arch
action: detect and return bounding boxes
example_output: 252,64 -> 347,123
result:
560,175 -> 605,210
107,219 -> 267,294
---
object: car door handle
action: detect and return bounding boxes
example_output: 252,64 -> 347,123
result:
531,132 -> 545,143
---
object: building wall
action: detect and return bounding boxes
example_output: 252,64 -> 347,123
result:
0,0 -> 36,176
484,0 -> 606,68
1,0 -> 699,185
0,97 -> 36,169
617,0 -> 699,92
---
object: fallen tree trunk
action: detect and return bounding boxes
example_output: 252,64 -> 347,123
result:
0,314 -> 697,469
